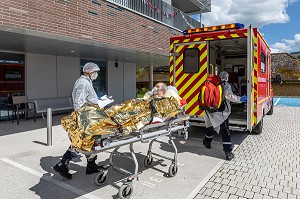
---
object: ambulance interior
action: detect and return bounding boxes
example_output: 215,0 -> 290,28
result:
209,38 -> 248,121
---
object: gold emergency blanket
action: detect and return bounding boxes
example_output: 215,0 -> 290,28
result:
61,97 -> 181,152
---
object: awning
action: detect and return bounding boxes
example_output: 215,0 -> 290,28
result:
0,26 -> 169,67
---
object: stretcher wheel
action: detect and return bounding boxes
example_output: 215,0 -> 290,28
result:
144,155 -> 153,167
168,163 -> 178,177
94,172 -> 107,186
118,183 -> 133,199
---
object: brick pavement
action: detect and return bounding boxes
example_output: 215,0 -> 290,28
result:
194,107 -> 300,199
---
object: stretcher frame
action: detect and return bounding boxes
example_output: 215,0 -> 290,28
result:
78,114 -> 190,199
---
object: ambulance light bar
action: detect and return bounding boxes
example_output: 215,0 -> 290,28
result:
183,23 -> 245,35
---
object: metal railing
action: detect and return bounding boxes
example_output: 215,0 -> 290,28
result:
107,0 -> 202,31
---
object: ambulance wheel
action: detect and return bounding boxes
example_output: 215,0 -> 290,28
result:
168,163 -> 178,177
144,155 -> 153,167
267,100 -> 274,115
118,183 -> 133,199
252,119 -> 263,135
94,172 -> 107,186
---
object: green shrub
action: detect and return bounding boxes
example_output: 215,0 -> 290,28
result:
137,87 -> 149,98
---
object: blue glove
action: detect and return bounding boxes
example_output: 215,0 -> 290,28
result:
240,95 -> 247,102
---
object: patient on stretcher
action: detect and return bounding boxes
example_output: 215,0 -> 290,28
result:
61,83 -> 186,152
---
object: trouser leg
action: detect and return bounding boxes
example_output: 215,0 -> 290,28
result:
220,119 -> 232,152
203,126 -> 214,148
204,126 -> 214,143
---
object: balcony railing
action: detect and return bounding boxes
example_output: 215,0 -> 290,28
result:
106,0 -> 202,31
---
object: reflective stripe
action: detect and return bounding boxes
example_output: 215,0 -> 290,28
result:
217,85 -> 223,108
201,86 -> 206,104
205,135 -> 213,138
222,142 -> 232,145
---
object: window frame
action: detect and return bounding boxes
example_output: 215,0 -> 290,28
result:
260,52 -> 266,73
183,48 -> 200,74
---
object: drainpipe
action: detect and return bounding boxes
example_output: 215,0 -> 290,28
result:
149,65 -> 154,90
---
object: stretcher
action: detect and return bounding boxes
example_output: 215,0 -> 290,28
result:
78,114 -> 190,199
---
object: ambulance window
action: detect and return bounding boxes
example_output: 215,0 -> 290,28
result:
261,53 -> 266,73
183,48 -> 200,73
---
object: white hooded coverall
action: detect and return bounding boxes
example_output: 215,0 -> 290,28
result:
72,75 -> 98,111
204,81 -> 241,133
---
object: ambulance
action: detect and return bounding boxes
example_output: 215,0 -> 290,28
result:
170,23 -> 274,134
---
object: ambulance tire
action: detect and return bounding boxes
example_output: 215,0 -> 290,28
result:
252,119 -> 263,135
267,100 -> 274,115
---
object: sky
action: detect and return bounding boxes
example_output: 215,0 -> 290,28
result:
191,0 -> 300,53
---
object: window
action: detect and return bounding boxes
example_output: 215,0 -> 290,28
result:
80,59 -> 107,97
183,48 -> 200,73
260,53 -> 266,73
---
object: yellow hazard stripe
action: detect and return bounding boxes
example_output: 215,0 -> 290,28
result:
201,86 -> 206,104
178,45 -> 207,97
217,85 -> 222,108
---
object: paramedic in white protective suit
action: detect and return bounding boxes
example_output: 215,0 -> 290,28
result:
53,62 -> 103,179
202,71 -> 247,161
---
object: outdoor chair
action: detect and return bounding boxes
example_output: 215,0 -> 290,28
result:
12,96 -> 36,125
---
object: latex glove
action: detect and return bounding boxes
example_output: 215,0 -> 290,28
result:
240,95 -> 247,102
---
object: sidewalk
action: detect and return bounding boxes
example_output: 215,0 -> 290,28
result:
195,106 -> 300,199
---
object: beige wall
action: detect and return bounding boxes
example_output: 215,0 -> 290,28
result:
25,53 -> 80,99
107,61 -> 136,103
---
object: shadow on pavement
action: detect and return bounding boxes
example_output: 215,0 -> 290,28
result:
30,151 -> 169,199
159,126 -> 249,160
0,114 -> 67,137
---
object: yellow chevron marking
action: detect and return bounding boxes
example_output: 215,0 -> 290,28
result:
218,35 -> 227,39
230,34 -> 239,38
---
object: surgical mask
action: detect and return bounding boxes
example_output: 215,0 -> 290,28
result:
91,72 -> 98,80
222,77 -> 229,82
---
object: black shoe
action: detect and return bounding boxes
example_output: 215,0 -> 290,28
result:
202,139 -> 211,149
225,152 -> 234,161
53,162 -> 72,179
86,158 -> 103,174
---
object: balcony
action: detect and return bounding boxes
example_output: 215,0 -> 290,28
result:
106,0 -> 209,31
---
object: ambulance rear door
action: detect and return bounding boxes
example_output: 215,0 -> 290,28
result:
170,40 -> 208,116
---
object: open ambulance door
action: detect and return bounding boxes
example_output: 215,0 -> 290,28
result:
247,26 -> 255,132
170,41 -> 208,116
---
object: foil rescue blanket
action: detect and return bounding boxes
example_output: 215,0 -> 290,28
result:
61,97 -> 181,152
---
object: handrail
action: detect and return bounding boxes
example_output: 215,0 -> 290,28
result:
106,0 -> 202,31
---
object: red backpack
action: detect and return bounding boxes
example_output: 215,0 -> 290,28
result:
198,74 -> 224,113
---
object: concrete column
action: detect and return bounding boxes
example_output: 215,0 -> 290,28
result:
149,65 -> 154,90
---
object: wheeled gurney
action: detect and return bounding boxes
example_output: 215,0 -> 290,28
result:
78,114 -> 190,199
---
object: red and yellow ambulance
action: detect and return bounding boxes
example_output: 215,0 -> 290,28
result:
170,23 -> 274,134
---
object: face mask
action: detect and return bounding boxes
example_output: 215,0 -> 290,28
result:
91,72 -> 98,80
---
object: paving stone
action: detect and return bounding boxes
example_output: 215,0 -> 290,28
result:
252,185 -> 261,193
220,185 -> 230,192
219,192 -> 230,199
205,182 -> 215,188
203,188 -> 214,197
211,190 -> 222,198
287,193 -> 297,199
244,191 -> 254,199
268,189 -> 278,198
260,187 -> 269,195
228,187 -> 238,195
228,195 -> 239,199
253,193 -> 263,199
236,189 -> 246,197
